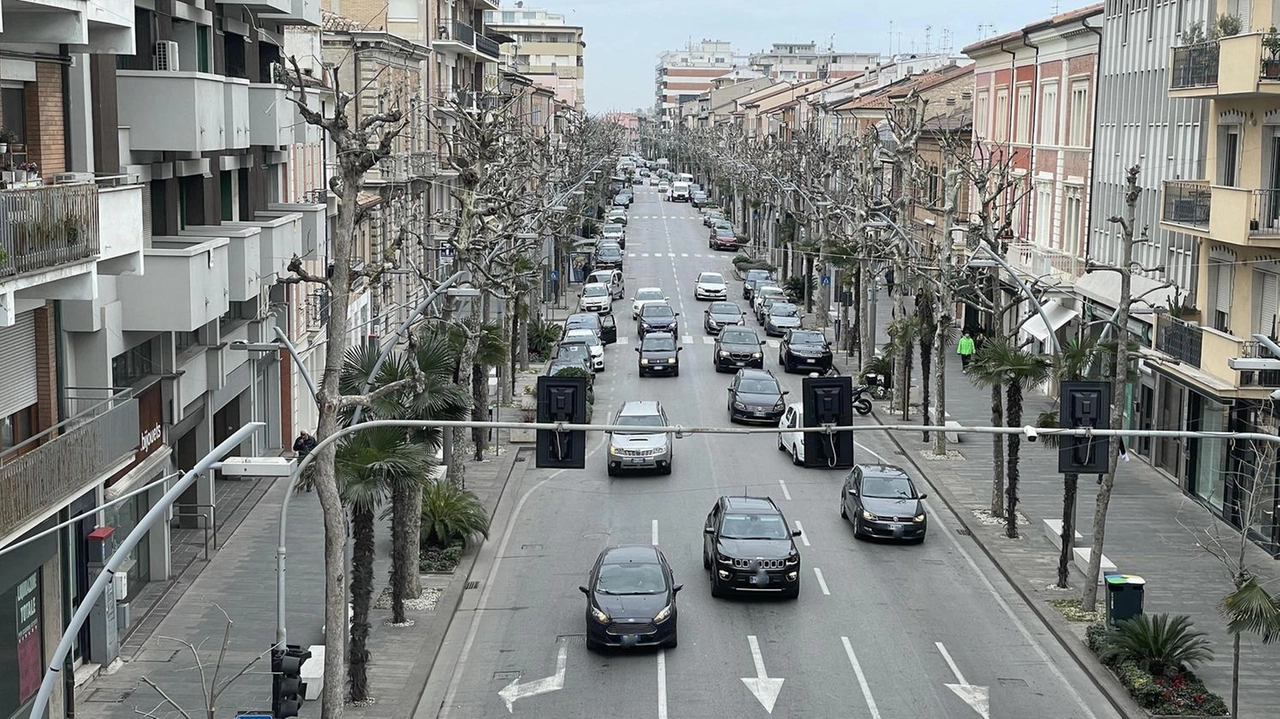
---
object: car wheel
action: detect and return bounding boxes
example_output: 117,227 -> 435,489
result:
791,447 -> 802,466
710,575 -> 727,598
853,519 -> 864,539
673,368 -> 679,377
586,636 -> 603,652
661,461 -> 672,476
777,435 -> 786,452
607,465 -> 617,477
703,547 -> 711,569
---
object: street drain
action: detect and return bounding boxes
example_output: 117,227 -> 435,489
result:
521,544 -> 544,550
465,581 -> 480,590
921,559 -> 944,565
494,671 -> 520,680
956,528 -> 972,536
998,678 -> 1027,687
85,689 -> 134,702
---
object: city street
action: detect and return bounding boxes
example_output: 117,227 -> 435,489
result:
419,184 -> 1122,719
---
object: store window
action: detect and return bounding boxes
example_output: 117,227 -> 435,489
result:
0,570 -> 43,716
1193,394 -> 1228,511
103,494 -> 150,602
0,86 -> 26,144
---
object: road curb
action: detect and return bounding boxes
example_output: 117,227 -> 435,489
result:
399,446 -> 529,719
868,409 -> 1143,719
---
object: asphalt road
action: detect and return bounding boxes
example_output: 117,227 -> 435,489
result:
423,185 -> 1122,719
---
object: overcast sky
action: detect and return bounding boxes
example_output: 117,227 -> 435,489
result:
532,0 -> 1071,113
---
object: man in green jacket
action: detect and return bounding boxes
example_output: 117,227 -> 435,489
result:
957,331 -> 976,368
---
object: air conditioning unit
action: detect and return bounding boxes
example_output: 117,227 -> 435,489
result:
154,41 -> 180,72
53,172 -> 96,185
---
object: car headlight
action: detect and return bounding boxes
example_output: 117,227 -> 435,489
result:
640,358 -> 650,365
653,604 -> 674,624
591,607 -> 610,624
716,554 -> 732,565
667,358 -> 676,364
773,400 -> 785,410
752,352 -> 762,358
718,350 -> 729,358
733,401 -> 747,410
913,513 -> 926,523
861,510 -> 877,521
609,446 -> 621,455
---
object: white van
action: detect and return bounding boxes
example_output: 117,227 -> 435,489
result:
670,181 -> 692,202
676,172 -> 694,184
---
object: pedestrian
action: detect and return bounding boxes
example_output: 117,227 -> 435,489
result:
957,330 -> 976,369
884,268 -> 895,296
293,430 -> 317,492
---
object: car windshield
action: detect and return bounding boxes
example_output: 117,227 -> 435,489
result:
721,330 -> 757,344
604,226 -> 623,234
862,475 -> 917,499
643,305 -> 674,318
614,413 -> 665,431
698,273 -> 724,283
588,273 -> 611,284
598,249 -> 621,259
595,562 -> 667,595
567,331 -> 600,346
709,303 -> 739,315
790,331 -> 825,344
643,336 -> 676,351
583,285 -> 608,297
770,304 -> 799,317
738,378 -> 780,395
557,344 -> 588,357
567,316 -> 598,329
716,228 -> 734,236
636,289 -> 664,301
720,513 -> 791,540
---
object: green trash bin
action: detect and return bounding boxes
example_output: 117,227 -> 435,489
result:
1104,573 -> 1145,626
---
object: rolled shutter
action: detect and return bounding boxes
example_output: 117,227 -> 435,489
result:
0,312 -> 38,419
1256,271 -> 1280,337
1216,262 -> 1234,316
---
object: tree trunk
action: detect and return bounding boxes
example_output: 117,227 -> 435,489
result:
1231,632 -> 1240,718
451,326 -> 480,487
471,358 -> 487,461
1005,382 -> 1023,538
348,504 -> 375,703
405,480 -> 423,598
919,291 -> 935,443
389,480 -> 414,621
518,291 -> 530,371
1057,473 -> 1078,588
861,259 -> 876,371
931,316 -> 949,456
990,382 -> 1005,518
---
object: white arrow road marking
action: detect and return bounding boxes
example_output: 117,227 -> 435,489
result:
812,567 -> 830,595
657,649 -> 669,719
841,637 -> 882,719
652,519 -> 659,545
778,479 -> 791,500
741,636 -> 785,714
936,641 -> 989,719
793,521 -> 811,547
497,636 -> 568,713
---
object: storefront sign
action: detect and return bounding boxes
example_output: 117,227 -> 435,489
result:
136,383 -> 164,459
14,573 -> 39,705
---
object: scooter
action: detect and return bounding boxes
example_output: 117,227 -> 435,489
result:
851,385 -> 874,416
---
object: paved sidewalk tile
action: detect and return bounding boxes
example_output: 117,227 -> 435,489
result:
837,294 -> 1280,715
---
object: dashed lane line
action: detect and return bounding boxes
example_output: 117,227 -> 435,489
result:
794,521 -> 811,547
778,479 -> 792,500
813,567 -> 831,595
842,637 -> 883,719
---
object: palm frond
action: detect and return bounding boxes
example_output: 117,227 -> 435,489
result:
1221,577 -> 1280,643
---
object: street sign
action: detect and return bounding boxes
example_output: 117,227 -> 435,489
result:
551,269 -> 559,281
821,276 -> 831,286
439,241 -> 454,258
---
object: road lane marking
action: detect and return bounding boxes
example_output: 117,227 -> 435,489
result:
702,336 -> 715,344
794,521 -> 811,546
657,650 -> 668,719
778,479 -> 791,500
497,636 -> 568,711
652,519 -> 659,545
841,637 -> 882,719
681,335 -> 693,344
937,641 -> 968,683
667,253 -> 676,257
681,253 -> 689,257
629,253 -> 637,258
813,567 -> 831,595
615,336 -> 630,345
742,636 -> 785,713
765,340 -> 780,348
642,253 -> 650,257
937,641 -> 991,718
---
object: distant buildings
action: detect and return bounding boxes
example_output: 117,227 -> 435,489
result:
485,4 -> 586,110
747,42 -> 881,81
655,40 -> 742,126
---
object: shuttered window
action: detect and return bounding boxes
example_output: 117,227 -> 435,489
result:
0,312 -> 38,419
1213,260 -> 1234,332
1255,270 -> 1280,337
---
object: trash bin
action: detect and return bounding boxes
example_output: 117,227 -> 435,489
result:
1104,573 -> 1146,625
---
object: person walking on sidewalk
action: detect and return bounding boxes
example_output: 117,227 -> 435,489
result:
957,331 -> 976,368
293,430 -> 317,492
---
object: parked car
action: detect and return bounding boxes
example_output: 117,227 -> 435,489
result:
691,191 -> 709,207
752,286 -> 786,319
587,269 -> 625,299
702,209 -> 725,228
776,403 -> 806,465
778,329 -> 832,372
694,271 -> 728,300
763,302 -> 802,336
601,224 -> 626,248
614,191 -> 633,207
578,282 -> 613,314
630,176 -> 644,186
714,327 -> 765,372
657,181 -> 670,195
638,302 -> 679,338
563,328 -> 605,371
841,464 -> 929,542
703,302 -> 744,334
555,342 -> 596,373
564,312 -> 617,345
596,242 -> 625,270
606,400 -> 673,476
709,226 -> 738,251
581,545 -> 681,650
632,287 -> 669,318
607,208 -> 628,226
710,219 -> 734,236
702,495 -> 801,598
636,331 -> 682,377
742,269 -> 772,300
726,368 -> 787,424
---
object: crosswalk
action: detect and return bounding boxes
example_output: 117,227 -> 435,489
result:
629,252 -> 728,259
615,335 -> 781,348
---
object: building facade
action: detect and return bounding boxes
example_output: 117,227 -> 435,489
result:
655,40 -> 739,126
747,42 -> 880,81
484,5 -> 586,110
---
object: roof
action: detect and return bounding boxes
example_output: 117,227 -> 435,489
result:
857,463 -> 911,477
724,496 -> 780,512
923,106 -> 973,133
737,367 -> 776,380
601,545 -> 662,564
963,3 -> 1104,55
618,400 -> 663,415
834,64 -> 971,112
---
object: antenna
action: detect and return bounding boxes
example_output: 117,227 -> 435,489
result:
925,25 -> 932,55
888,21 -> 894,57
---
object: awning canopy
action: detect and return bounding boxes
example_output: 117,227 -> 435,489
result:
1075,271 -> 1180,324
1022,299 -> 1079,342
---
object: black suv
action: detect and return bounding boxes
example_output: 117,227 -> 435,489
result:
638,302 -> 679,338
742,269 -> 772,300
702,496 -> 801,598
778,329 -> 833,373
714,327 -> 765,372
595,243 -> 624,271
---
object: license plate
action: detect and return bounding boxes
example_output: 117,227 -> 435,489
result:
623,634 -> 639,644
749,575 -> 761,585
628,457 -> 646,464
754,411 -> 766,416
805,358 -> 815,363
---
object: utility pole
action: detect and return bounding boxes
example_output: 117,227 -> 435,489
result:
1081,164 -> 1142,612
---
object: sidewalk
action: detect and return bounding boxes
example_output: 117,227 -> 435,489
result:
76,446 -> 526,719
835,296 -> 1280,715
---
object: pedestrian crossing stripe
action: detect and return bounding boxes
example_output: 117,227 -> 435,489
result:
680,253 -> 689,257
681,336 -> 694,344
641,253 -> 650,257
766,340 -> 780,348
702,336 -> 715,345
628,253 -> 638,258
615,336 -> 630,345
667,253 -> 676,257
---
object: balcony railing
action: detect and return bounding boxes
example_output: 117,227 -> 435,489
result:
1170,41 -> 1220,89
0,389 -> 139,538
1157,314 -> 1204,367
1250,189 -> 1280,236
1006,240 -> 1083,281
1238,341 -> 1280,386
303,290 -> 329,330
0,183 -> 101,276
476,33 -> 501,59
1162,180 -> 1211,229
453,20 -> 475,45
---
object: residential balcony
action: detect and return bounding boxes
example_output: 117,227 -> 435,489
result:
1005,239 -> 1084,284
224,213 -> 304,283
1159,179 -> 1211,234
116,237 -> 231,332
0,0 -> 134,52
1169,33 -> 1280,99
247,83 -> 300,147
435,20 -> 501,61
262,202 -> 324,259
180,225 -> 262,302
1153,315 -> 1276,397
215,0 -> 291,14
0,389 -> 139,540
117,71 -> 249,153
259,0 -> 321,26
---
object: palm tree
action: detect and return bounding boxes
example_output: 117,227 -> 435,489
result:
442,320 -> 508,465
886,315 -> 920,419
1220,575 -> 1280,716
420,479 -> 491,549
968,337 -> 1050,538
334,427 -> 431,702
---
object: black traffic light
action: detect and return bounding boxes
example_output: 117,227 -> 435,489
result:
802,375 -> 855,469
1058,381 -> 1112,475
536,375 -> 588,468
271,645 -> 311,718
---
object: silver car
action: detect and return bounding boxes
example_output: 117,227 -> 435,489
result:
607,400 -> 673,476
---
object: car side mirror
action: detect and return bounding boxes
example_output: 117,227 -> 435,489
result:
673,584 -> 684,593
792,529 -> 803,537
782,390 -> 789,395
704,526 -> 715,534
579,585 -> 589,595
635,347 -> 640,353
677,347 -> 683,352
918,493 -> 929,501
675,312 -> 681,317
847,488 -> 857,496
759,341 -> 766,346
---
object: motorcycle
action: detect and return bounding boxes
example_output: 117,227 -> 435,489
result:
851,385 -> 874,416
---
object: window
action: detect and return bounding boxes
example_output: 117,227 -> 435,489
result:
1063,186 -> 1083,255
1015,85 -> 1032,143
1035,181 -> 1054,245
1255,270 -> 1280,338
1039,84 -> 1059,145
1211,259 -> 1234,332
1068,81 -> 1089,146
975,90 -> 990,139
1221,126 -> 1242,187
994,89 -> 1009,141
112,338 -> 158,387
1,86 -> 27,143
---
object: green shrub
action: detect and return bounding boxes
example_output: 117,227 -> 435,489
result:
1087,620 -> 1228,716
782,275 -> 815,303
421,480 -> 490,550
527,315 -> 561,360
419,544 -> 464,572
1097,614 -> 1213,676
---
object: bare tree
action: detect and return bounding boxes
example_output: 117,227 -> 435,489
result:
881,93 -> 926,418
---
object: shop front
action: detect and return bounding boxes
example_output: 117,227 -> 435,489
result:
0,521 -> 57,719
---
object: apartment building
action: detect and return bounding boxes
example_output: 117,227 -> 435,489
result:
965,5 -> 1104,354
484,4 -> 586,110
748,42 -> 880,81
0,0 -> 328,714
655,40 -> 740,125
1151,0 -> 1280,551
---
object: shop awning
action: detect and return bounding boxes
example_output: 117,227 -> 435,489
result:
1075,271 -> 1180,323
1022,299 -> 1079,342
